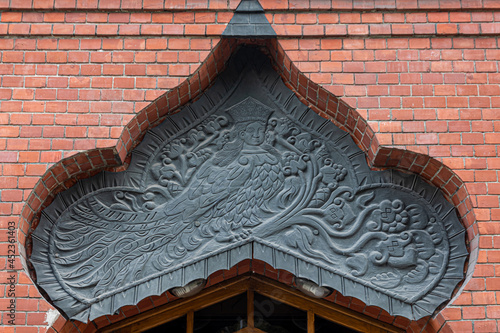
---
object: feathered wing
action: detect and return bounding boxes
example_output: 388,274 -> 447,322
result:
167,158 -> 250,221
162,157 -> 256,240
166,152 -> 284,239
51,192 -> 176,298
50,159 -> 255,300
217,153 -> 285,228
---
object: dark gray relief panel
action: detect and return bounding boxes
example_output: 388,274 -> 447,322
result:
31,47 -> 467,322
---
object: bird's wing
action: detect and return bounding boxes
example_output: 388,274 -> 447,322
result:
51,159 -> 254,298
164,158 -> 253,223
50,189 -> 176,298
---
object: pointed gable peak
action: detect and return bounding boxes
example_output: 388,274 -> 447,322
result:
235,0 -> 264,12
222,0 -> 276,38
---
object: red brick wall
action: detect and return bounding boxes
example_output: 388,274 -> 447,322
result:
1,0 -> 499,332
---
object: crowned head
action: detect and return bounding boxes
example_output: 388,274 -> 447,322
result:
226,97 -> 273,124
227,97 -> 274,146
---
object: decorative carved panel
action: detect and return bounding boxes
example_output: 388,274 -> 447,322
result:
31,46 -> 467,323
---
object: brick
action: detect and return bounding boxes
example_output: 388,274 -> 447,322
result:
122,0 -> 143,9
81,39 -> 102,50
319,62 -> 341,74
475,321 -> 498,333
12,89 -> 34,100
3,76 -> 23,87
123,64 -> 146,76
80,89 -> 101,100
478,196 -> 499,208
387,61 -> 407,72
472,292 -> 496,305
15,39 -> 36,50
392,24 -> 413,35
55,0 -> 76,9
427,12 -> 449,23
462,306 -> 486,319
114,77 -> 134,89
296,14 -> 320,26
169,64 -> 190,76
317,13 -> 338,25
348,24 -> 368,35
487,305 -> 500,318
152,13 -> 173,24
143,0 -> 164,9
3,51 -> 24,63
302,25 -> 323,36
66,12 -> 86,23
413,24 -> 435,34
365,62 -> 386,72
482,23 -> 500,34
370,24 -> 391,35
460,23 -> 480,34
437,23 -> 458,34
2,13 -> 22,22
146,39 -> 167,50
101,89 -> 122,101
53,23 -> 73,35
25,77 -> 46,88
119,25 -> 140,36
59,39 -> 79,50
57,89 -> 78,100
47,51 -> 67,63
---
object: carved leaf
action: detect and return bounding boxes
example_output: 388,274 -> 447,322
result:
371,272 -> 402,289
310,187 -> 330,208
412,230 -> 435,260
346,254 -> 368,276
404,260 -> 429,284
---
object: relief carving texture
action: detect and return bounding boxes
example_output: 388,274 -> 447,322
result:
31,47 -> 467,322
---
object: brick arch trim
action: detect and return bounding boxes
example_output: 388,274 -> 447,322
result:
21,37 -> 474,333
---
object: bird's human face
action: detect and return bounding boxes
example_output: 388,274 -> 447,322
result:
240,121 -> 266,146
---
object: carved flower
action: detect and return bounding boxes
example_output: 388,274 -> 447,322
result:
215,131 -> 231,149
187,149 -> 212,167
376,199 -> 410,233
202,115 -> 228,134
158,165 -> 182,186
163,139 -> 187,159
323,198 -> 354,229
159,165 -> 176,179
282,152 -> 307,175
187,128 -> 206,142
320,162 -> 347,189
325,204 -> 344,225
294,133 -> 313,152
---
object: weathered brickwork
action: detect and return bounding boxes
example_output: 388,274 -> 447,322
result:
1,0 -> 499,332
